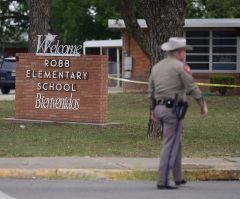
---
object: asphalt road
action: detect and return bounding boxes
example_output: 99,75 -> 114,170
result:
0,180 -> 239,199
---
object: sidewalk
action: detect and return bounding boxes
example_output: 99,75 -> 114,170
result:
0,94 -> 15,100
0,156 -> 239,180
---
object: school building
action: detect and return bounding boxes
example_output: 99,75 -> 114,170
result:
86,19 -> 240,94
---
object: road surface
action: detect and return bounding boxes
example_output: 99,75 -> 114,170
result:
0,180 -> 239,199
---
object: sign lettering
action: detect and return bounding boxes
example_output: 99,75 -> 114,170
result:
26,58 -> 89,110
36,35 -> 82,57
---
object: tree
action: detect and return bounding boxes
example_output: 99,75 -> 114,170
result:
2,0 -> 240,50
204,0 -> 240,18
25,0 -> 52,53
185,0 -> 240,18
1,0 -> 120,51
0,0 -> 29,43
49,0 -> 121,45
1,0 -> 52,53
114,0 -> 186,138
185,0 -> 206,18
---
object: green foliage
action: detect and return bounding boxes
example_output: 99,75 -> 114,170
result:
186,0 -> 240,18
49,0 -> 145,46
204,0 -> 240,18
3,0 -> 240,46
0,0 -> 29,43
1,0 -> 122,45
49,0 -> 121,45
185,0 -> 206,18
129,0 -> 144,19
210,75 -> 236,95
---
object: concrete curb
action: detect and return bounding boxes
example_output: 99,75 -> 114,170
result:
0,169 -> 239,181
183,170 -> 240,181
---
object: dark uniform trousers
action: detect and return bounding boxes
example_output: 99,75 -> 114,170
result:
154,104 -> 183,186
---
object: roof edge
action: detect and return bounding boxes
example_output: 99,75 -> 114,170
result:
108,18 -> 240,29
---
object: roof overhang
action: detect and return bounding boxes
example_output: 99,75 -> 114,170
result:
83,39 -> 122,48
108,19 -> 147,29
108,18 -> 240,29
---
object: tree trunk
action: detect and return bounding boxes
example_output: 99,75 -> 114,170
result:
26,0 -> 52,53
147,118 -> 163,139
115,0 -> 186,138
142,0 -> 186,138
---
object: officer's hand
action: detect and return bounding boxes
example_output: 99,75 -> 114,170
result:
151,111 -> 158,122
201,103 -> 208,118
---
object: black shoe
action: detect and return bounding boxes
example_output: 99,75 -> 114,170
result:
157,185 -> 178,190
175,179 -> 187,186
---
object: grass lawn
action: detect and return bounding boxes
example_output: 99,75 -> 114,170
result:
0,93 -> 239,158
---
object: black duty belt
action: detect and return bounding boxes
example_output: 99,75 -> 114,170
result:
156,98 -> 174,108
156,97 -> 189,119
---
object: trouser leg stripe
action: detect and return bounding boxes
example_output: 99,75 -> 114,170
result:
165,116 -> 180,186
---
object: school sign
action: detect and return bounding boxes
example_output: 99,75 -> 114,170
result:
15,35 -> 108,123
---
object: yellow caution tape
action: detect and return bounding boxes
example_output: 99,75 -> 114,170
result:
196,82 -> 240,87
108,76 -> 148,85
108,76 -> 240,88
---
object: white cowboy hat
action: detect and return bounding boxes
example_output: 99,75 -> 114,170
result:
161,37 -> 193,51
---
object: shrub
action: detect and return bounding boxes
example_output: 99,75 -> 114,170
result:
210,75 -> 236,95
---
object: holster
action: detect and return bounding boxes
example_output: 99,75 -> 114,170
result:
177,100 -> 189,119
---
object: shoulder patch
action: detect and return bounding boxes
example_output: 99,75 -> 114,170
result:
183,63 -> 191,74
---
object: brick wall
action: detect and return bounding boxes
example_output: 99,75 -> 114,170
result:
15,53 -> 109,123
122,31 -> 150,92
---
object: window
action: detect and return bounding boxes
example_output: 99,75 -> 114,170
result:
185,30 -> 237,72
185,31 -> 210,70
212,31 -> 237,70
2,60 -> 16,69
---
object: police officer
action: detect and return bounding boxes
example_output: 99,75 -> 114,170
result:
148,37 -> 208,190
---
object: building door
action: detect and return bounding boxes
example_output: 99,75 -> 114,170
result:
103,48 -> 122,88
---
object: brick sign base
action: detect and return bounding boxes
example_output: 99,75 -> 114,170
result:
15,53 -> 108,123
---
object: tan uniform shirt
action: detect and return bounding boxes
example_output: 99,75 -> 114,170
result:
148,55 -> 204,109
